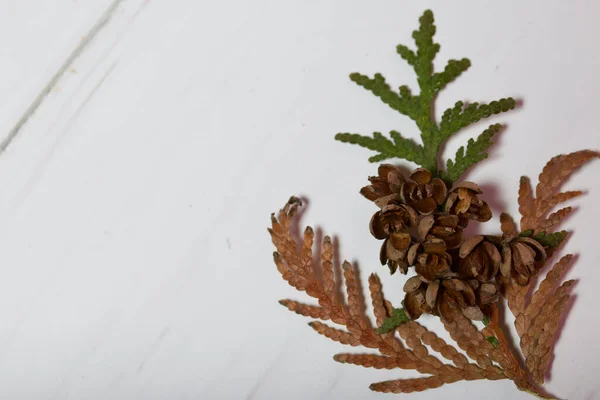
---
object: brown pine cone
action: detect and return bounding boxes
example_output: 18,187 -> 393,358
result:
402,276 -> 431,320
396,213 -> 462,280
421,213 -> 464,250
403,277 -> 485,321
379,232 -> 413,274
445,182 -> 492,223
370,204 -> 418,274
496,235 -> 547,286
375,209 -> 466,276
369,204 -> 417,240
378,211 -> 464,276
413,251 -> 454,282
468,279 -> 500,307
360,164 -> 405,207
458,235 -> 501,282
400,168 -> 448,214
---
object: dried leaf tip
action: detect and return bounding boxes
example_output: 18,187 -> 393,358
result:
519,150 -> 599,232
288,195 -> 302,206
332,354 -> 345,363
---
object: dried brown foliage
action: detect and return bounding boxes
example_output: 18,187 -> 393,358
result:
518,150 -> 598,233
504,150 -> 599,385
270,197 -> 534,394
269,150 -> 597,397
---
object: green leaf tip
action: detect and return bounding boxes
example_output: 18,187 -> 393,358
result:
519,229 -> 534,237
338,9 -> 515,182
533,230 -> 568,248
432,58 -> 471,92
335,131 -> 430,168
441,123 -> 503,183
486,336 -> 500,348
482,315 -> 490,326
375,308 -> 410,334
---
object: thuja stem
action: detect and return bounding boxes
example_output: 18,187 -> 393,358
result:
487,312 -> 553,399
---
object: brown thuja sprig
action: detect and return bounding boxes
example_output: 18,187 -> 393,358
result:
503,150 -> 599,386
518,150 -> 598,235
269,197 -> 545,395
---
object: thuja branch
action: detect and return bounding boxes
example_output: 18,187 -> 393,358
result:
336,10 -> 515,182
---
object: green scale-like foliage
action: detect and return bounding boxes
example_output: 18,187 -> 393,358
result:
335,10 -> 516,183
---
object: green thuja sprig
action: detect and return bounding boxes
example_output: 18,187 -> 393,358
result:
519,229 -> 568,248
486,336 -> 500,348
375,308 -> 410,334
532,230 -> 568,248
335,10 -> 516,183
442,123 -> 501,182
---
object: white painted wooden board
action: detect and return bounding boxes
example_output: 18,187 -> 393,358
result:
0,0 -> 116,150
0,1 -> 599,399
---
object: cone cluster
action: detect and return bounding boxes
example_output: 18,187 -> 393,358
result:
362,164 -> 546,320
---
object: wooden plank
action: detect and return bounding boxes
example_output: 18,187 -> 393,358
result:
0,1 -> 598,398
0,1 -> 119,148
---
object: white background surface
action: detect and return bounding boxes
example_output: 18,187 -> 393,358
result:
0,1 -> 599,399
